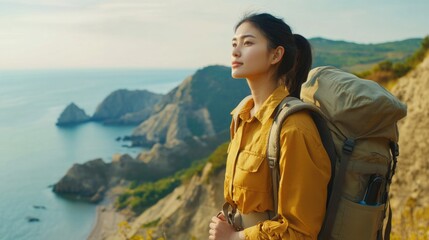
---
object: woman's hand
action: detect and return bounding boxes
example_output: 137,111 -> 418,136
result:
209,214 -> 242,240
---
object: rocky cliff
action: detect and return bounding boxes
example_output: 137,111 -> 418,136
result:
56,102 -> 90,126
53,158 -> 109,202
53,154 -> 151,203
92,89 -> 162,125
131,65 -> 249,147
389,54 -> 429,238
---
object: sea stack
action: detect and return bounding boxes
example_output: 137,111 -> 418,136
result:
56,102 -> 91,126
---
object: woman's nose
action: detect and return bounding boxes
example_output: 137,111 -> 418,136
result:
232,48 -> 240,58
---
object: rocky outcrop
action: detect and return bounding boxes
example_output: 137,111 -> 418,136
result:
52,158 -> 109,202
53,155 -> 151,203
389,54 -> 429,238
56,103 -> 90,126
131,65 -> 249,147
92,89 -> 162,125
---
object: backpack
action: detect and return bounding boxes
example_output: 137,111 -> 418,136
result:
232,66 -> 407,240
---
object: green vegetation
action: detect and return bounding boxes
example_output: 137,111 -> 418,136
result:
357,36 -> 429,89
115,142 -> 229,215
310,37 -> 422,72
141,218 -> 161,228
115,177 -> 181,214
206,142 -> 229,176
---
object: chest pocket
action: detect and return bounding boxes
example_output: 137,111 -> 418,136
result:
234,150 -> 269,192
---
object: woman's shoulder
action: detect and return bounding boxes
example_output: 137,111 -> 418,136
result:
281,110 -> 319,137
279,110 -> 327,156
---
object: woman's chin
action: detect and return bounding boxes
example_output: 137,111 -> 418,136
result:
231,70 -> 246,79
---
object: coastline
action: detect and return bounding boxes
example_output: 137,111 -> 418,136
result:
86,186 -> 128,240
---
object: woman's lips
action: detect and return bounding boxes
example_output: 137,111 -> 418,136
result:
231,62 -> 243,68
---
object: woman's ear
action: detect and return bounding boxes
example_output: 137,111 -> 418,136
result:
271,46 -> 285,65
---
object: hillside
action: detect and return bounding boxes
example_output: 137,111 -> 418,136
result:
389,53 -> 429,239
310,37 -> 422,72
92,89 -> 163,125
106,143 -> 228,240
131,65 -> 250,147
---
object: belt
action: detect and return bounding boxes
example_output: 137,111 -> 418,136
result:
238,210 -> 271,228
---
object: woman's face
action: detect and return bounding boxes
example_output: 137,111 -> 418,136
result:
231,22 -> 275,79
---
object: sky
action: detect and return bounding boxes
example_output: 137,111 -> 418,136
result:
0,0 -> 428,70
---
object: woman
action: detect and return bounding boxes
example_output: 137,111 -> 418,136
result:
209,13 -> 331,240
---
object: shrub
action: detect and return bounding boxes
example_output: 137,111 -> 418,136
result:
359,36 -> 429,88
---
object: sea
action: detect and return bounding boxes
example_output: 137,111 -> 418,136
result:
0,68 -> 195,240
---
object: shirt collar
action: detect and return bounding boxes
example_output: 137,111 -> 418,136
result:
231,86 -> 290,124
255,86 -> 290,124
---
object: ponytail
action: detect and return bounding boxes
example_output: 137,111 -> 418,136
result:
289,34 -> 312,98
235,13 -> 312,98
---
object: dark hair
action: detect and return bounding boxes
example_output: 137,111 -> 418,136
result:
234,13 -> 312,98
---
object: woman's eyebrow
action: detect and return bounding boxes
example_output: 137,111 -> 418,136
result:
232,34 -> 256,41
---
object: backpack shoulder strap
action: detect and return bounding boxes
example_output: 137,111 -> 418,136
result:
267,96 -> 337,220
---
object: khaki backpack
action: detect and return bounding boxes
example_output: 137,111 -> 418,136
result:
232,66 -> 407,239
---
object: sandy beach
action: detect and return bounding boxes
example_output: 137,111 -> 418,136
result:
87,186 -> 128,240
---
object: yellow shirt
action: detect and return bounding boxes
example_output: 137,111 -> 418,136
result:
224,86 -> 331,239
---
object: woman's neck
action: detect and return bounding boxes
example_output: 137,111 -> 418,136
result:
246,73 -> 279,117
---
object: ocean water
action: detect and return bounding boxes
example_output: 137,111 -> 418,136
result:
0,68 -> 195,240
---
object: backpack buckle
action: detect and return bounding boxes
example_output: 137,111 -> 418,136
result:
342,138 -> 355,155
222,202 -> 243,231
268,156 -> 276,169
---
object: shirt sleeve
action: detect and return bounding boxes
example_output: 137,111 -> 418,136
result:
243,113 -> 331,239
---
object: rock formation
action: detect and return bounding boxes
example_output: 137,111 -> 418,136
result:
131,65 -> 249,147
53,155 -> 151,203
389,54 -> 429,238
56,102 -> 90,126
52,158 -> 110,203
92,89 -> 162,125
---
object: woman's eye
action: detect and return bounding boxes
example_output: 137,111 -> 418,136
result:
244,41 -> 253,46
232,43 -> 237,47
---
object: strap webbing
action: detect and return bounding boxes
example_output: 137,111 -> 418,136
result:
318,139 -> 355,240
310,111 -> 336,208
384,203 -> 392,240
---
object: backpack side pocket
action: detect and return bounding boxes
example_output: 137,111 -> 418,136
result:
331,197 -> 385,240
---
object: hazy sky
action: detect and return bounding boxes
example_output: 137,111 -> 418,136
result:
1,0 -> 428,70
